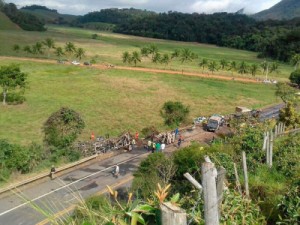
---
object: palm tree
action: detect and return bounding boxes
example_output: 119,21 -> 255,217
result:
171,49 -> 180,59
220,59 -> 228,70
54,47 -> 64,59
261,60 -> 269,80
65,42 -> 76,59
75,48 -> 85,60
13,44 -> 20,53
228,61 -> 237,75
131,51 -> 141,66
199,58 -> 208,73
152,52 -> 161,63
250,64 -> 259,77
208,61 -> 218,74
238,61 -> 248,75
160,53 -> 170,67
180,48 -> 194,64
140,47 -> 150,57
270,62 -> 279,74
43,38 -> 55,58
291,54 -> 300,70
147,45 -> 158,60
23,45 -> 32,54
122,51 -> 131,64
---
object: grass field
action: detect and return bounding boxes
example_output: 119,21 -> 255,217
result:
0,12 -> 20,31
0,25 -> 294,81
0,58 -> 279,145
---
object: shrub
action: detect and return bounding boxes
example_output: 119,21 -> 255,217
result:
43,107 -> 85,148
289,69 -> 300,86
160,101 -> 189,127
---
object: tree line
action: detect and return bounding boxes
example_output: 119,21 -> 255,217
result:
76,8 -> 300,63
0,1 -> 45,31
122,45 -> 282,77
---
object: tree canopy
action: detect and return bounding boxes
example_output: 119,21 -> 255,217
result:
160,101 -> 189,127
0,64 -> 27,105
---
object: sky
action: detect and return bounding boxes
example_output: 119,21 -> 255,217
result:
7,0 -> 281,15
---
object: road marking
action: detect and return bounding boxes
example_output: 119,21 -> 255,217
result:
36,175 -> 133,225
0,153 -> 147,217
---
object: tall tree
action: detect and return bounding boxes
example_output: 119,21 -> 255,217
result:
64,42 -> 76,59
261,60 -> 269,80
199,58 -> 208,73
0,64 -> 27,105
32,42 -> 44,55
180,48 -> 196,64
171,49 -> 180,59
131,51 -> 141,66
160,53 -> 171,66
152,52 -> 161,63
54,47 -> 64,59
148,45 -> 158,60
75,48 -> 85,60
220,59 -> 228,70
270,62 -> 279,74
228,61 -> 237,75
208,61 -> 218,74
249,64 -> 259,77
291,54 -> 300,70
43,38 -> 55,58
122,51 -> 131,64
238,61 -> 248,75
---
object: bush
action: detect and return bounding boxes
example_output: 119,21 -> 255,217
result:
289,69 -> 300,86
43,107 -> 85,148
160,101 -> 189,127
141,126 -> 159,138
0,92 -> 25,104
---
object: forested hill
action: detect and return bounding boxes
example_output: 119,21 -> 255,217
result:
253,0 -> 300,21
76,8 -> 300,62
0,1 -> 45,31
20,5 -> 77,25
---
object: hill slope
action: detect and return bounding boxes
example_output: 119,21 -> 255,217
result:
253,0 -> 300,20
0,11 -> 20,30
20,5 -> 77,24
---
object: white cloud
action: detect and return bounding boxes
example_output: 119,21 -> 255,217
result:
9,0 -> 282,15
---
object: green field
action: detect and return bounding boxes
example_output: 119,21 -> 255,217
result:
0,25 -> 294,81
0,58 -> 279,145
0,12 -> 20,31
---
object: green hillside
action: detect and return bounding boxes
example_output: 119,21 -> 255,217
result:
21,5 -> 77,24
0,11 -> 20,30
253,0 -> 300,20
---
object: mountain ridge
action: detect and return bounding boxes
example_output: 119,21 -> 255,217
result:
253,0 -> 300,21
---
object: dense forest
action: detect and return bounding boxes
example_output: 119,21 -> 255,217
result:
0,1 -> 45,31
77,8 -> 300,62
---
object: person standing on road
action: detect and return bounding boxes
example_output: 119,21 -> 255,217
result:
114,165 -> 120,178
177,137 -> 182,148
50,165 -> 56,180
156,142 -> 161,152
147,140 -> 152,151
175,128 -> 179,138
135,132 -> 139,141
131,138 -> 136,150
161,143 -> 166,152
152,142 -> 156,153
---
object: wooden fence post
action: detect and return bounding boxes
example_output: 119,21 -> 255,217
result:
269,131 -> 273,168
262,132 -> 267,151
216,167 -> 226,218
202,161 -> 219,225
242,151 -> 249,198
266,132 -> 270,164
160,202 -> 187,225
274,125 -> 278,137
233,163 -> 242,195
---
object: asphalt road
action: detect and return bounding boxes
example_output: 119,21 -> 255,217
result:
0,150 -> 149,225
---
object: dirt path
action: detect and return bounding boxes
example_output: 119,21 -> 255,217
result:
0,56 -> 259,83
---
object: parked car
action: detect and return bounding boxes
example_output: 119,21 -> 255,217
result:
71,61 -> 80,65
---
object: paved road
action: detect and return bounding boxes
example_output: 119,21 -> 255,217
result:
0,126 -> 203,225
0,150 -> 148,225
258,103 -> 285,121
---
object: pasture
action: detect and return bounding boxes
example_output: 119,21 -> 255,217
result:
0,58 -> 278,145
0,25 -> 294,80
